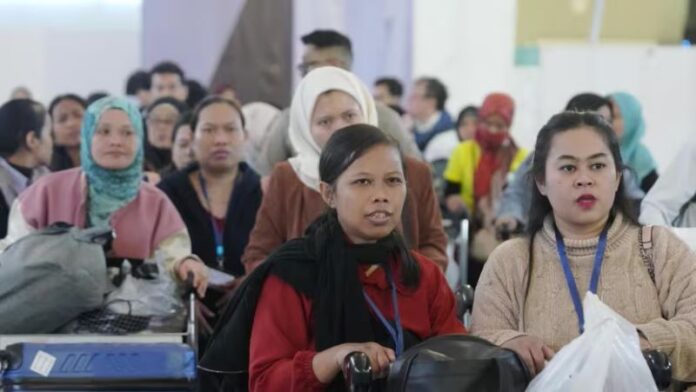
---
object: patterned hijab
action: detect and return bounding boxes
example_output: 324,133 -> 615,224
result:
80,96 -> 144,228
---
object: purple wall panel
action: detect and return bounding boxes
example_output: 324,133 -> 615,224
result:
345,0 -> 413,88
142,0 -> 245,84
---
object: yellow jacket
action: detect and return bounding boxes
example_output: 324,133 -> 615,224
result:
443,140 -> 528,213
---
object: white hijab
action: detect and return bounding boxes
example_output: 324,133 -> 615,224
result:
288,66 -> 378,191
242,101 -> 280,152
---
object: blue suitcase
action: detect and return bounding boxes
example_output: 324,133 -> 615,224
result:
1,342 -> 196,391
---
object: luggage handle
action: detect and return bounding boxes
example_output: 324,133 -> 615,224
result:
455,284 -> 475,320
184,272 -> 198,360
343,351 -> 373,392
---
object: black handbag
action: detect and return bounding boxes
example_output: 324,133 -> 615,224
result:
384,334 -> 531,392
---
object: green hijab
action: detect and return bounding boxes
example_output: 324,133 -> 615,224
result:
610,92 -> 657,182
80,96 -> 144,228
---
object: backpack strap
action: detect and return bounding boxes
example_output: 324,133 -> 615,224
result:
639,225 -> 656,285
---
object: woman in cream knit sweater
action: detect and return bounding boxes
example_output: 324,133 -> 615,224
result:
471,111 -> 696,382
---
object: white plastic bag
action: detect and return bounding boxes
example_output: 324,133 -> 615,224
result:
105,252 -> 184,317
527,292 -> 657,392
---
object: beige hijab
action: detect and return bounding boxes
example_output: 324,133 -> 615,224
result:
288,66 -> 378,191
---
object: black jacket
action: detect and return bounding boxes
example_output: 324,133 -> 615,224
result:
158,162 -> 262,276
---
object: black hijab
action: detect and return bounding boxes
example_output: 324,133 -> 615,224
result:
49,146 -> 77,171
143,97 -> 188,172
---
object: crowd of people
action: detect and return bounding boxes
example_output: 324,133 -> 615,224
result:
3,28 -> 696,390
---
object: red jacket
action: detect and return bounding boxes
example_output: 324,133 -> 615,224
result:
248,252 -> 466,391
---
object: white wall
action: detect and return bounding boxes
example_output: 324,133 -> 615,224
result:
512,44 -> 696,172
412,0 -> 518,115
292,0 -> 347,88
0,0 -> 141,105
412,0 -> 694,171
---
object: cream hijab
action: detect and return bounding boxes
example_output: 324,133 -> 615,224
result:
288,66 -> 378,191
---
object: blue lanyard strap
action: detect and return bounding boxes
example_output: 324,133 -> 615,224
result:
554,224 -> 609,334
362,267 -> 404,356
198,172 -> 225,269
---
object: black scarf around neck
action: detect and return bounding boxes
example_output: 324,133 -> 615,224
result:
279,212 -> 397,353
199,212 -> 400,391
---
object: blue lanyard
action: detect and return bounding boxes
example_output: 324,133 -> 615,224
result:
554,224 -> 609,334
198,172 -> 224,269
362,267 -> 404,356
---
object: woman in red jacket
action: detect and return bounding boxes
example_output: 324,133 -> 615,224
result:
227,124 -> 461,391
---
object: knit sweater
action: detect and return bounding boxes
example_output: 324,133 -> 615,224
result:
471,213 -> 696,381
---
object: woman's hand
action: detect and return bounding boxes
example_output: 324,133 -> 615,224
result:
502,335 -> 555,377
177,257 -> 208,297
312,342 -> 395,384
638,330 -> 653,351
494,215 -> 520,240
446,195 -> 467,215
333,342 -> 395,376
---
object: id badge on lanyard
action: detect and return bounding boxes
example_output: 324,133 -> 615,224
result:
362,266 -> 405,356
198,172 -> 225,270
554,224 -> 609,334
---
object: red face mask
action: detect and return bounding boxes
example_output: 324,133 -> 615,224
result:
475,125 -> 508,151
